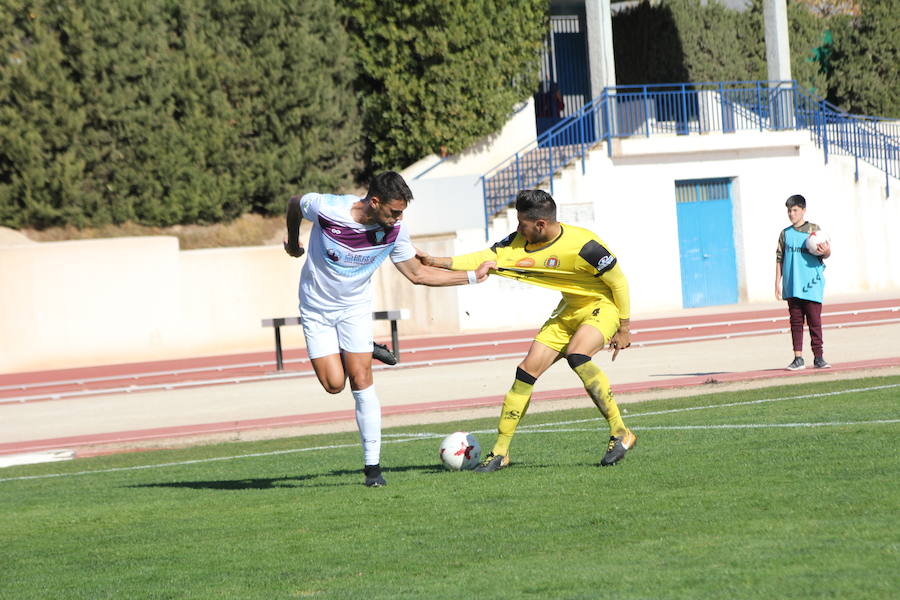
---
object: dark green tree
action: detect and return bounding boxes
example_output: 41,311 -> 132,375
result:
613,0 -> 836,94
785,0 -> 831,96
0,2 -> 89,227
204,0 -> 363,215
342,0 -> 547,171
614,0 -> 766,85
0,0 -> 362,228
828,0 -> 899,117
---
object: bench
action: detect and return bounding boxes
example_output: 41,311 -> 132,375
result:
261,309 -> 411,370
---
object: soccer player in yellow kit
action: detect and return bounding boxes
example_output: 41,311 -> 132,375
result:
417,189 -> 636,470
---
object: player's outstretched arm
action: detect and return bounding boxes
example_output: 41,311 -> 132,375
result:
415,247 -> 453,270
394,257 -> 495,287
283,195 -> 305,258
417,247 -> 498,272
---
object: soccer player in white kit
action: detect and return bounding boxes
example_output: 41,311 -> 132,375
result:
284,172 -> 495,487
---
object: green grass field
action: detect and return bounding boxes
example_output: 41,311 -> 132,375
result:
3,376 -> 898,599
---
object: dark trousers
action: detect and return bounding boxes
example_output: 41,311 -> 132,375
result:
787,297 -> 824,357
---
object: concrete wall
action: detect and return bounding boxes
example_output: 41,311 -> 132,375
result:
404,175 -> 485,237
0,233 -> 467,373
402,98 -> 537,183
0,238 -> 301,372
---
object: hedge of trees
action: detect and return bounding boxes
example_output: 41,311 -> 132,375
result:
343,0 -> 547,172
827,0 -> 900,117
1,0 -> 895,230
1,0 -> 369,228
613,0 -> 898,118
1,0 -> 546,229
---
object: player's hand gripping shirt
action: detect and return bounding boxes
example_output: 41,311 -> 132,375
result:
298,193 -> 415,309
451,224 -> 630,319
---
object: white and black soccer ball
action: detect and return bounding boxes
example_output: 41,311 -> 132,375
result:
806,230 -> 830,255
438,431 -> 481,471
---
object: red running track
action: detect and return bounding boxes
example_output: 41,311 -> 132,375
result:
1,298 -> 898,405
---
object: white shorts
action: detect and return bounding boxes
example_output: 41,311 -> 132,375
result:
300,302 -> 373,359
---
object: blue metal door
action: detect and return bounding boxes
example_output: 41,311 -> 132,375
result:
535,14 -> 593,146
675,179 -> 739,308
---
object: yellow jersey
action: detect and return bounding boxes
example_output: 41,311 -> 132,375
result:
451,223 -> 630,319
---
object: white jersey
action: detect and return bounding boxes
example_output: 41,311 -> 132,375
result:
298,193 -> 415,310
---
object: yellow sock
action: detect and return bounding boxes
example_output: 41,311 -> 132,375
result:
572,359 -> 627,437
492,368 -> 535,457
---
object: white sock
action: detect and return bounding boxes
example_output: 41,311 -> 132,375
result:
352,385 -> 382,466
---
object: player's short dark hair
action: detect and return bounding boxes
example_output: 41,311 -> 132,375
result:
366,171 -> 413,204
515,189 -> 557,222
786,194 -> 806,209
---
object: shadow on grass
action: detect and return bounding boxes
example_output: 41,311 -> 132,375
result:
128,463 -> 447,491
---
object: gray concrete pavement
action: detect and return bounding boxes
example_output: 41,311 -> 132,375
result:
2,318 -> 898,454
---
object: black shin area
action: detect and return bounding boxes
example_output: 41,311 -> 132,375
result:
515,367 -> 537,385
566,353 -> 592,369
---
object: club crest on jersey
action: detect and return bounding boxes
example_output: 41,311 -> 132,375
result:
515,257 -> 535,268
326,249 -> 340,262
544,256 -> 559,268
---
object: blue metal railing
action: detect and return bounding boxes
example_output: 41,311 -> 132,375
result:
481,81 -> 899,235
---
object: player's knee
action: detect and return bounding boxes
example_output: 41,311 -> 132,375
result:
322,381 -> 345,395
347,372 -> 373,390
566,353 -> 592,369
514,366 -> 537,385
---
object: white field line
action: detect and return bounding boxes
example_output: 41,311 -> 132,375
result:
1,383 -> 897,483
2,307 -> 897,396
518,419 -> 900,434
516,382 -> 900,429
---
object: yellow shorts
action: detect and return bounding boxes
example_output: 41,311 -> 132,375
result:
534,297 -> 620,353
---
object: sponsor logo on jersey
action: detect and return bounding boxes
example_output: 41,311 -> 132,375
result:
544,256 -> 559,268
597,255 -> 615,271
330,228 -> 342,235
515,257 -> 535,268
344,253 -> 376,265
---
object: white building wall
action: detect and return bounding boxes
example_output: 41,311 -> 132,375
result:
436,129 -> 899,323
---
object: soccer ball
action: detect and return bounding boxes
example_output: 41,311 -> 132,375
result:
805,230 -> 830,255
438,431 -> 481,471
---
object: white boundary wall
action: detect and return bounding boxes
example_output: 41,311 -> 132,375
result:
2,127 -> 898,373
